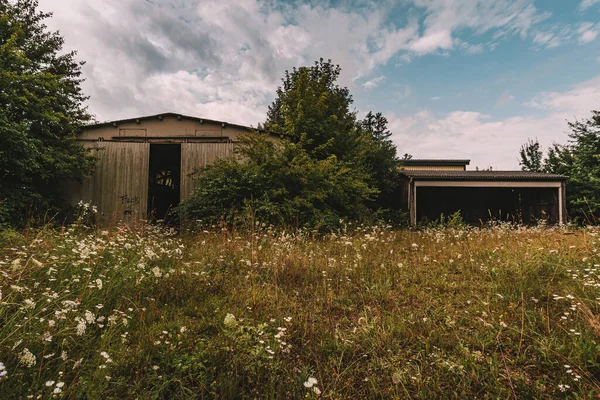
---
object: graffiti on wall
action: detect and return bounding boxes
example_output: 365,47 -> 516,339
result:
120,195 -> 140,216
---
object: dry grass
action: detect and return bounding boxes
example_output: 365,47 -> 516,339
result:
1,223 -> 600,398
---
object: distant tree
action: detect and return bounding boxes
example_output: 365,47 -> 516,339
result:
361,111 -> 392,141
519,111 -> 600,223
358,112 -> 403,217
519,138 -> 543,172
0,0 -> 94,226
558,111 -> 600,222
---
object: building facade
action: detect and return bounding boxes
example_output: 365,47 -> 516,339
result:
399,160 -> 567,226
69,113 -> 254,222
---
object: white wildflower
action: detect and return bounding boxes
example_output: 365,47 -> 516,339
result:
45,380 -> 55,386
23,298 -> 36,310
224,313 -> 237,327
96,279 -> 103,290
19,348 -> 36,368
75,317 -> 86,336
303,377 -> 318,388
84,310 -> 95,324
152,267 -> 162,277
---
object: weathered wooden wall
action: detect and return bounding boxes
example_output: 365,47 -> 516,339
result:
83,142 -> 150,222
180,142 -> 235,202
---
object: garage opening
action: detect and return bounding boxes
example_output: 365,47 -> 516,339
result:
148,144 -> 181,222
416,186 -> 559,225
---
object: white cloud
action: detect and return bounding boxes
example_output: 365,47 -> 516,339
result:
393,85 -> 412,100
409,30 -> 453,54
496,92 -> 515,108
578,22 -> 600,43
579,0 -> 600,11
389,77 -> 600,169
362,75 -> 386,89
34,0 -> 560,125
429,96 -> 442,101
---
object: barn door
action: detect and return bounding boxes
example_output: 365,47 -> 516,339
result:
180,142 -> 235,202
91,141 -> 150,222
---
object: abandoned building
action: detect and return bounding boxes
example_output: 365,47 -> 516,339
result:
399,159 -> 567,226
68,113 -> 254,222
69,113 -> 568,226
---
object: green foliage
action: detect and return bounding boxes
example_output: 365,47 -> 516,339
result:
426,210 -> 467,229
533,111 -> 600,223
178,134 -> 376,231
0,0 -> 94,227
519,138 -> 543,172
265,58 -> 359,161
183,59 -> 404,230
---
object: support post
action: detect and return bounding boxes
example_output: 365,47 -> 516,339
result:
410,179 -> 417,227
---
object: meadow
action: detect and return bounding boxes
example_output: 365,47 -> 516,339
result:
1,222 -> 599,399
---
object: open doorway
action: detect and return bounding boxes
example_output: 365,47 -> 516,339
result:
148,144 -> 181,222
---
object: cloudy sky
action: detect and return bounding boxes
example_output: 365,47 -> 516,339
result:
37,0 -> 600,169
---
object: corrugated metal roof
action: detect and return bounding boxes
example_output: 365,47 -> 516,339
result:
83,112 -> 255,132
402,159 -> 470,165
401,170 -> 567,181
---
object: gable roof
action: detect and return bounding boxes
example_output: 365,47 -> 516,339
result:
83,112 -> 256,132
401,170 -> 567,181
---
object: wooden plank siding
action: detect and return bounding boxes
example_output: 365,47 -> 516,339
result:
84,142 -> 150,223
180,142 -> 235,202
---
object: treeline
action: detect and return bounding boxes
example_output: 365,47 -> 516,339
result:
519,111 -> 600,223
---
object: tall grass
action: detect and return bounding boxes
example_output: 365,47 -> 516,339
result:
1,223 -> 599,398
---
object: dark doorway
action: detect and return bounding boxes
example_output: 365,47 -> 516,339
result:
148,144 -> 181,222
416,186 -> 559,225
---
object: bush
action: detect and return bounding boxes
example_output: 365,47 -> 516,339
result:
178,134 -> 377,232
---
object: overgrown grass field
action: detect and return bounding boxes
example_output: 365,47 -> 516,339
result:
1,224 -> 600,398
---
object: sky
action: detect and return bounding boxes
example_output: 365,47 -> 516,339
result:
36,0 -> 600,169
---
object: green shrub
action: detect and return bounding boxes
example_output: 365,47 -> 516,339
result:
178,134 -> 377,232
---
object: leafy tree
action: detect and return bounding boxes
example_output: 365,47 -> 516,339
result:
358,111 -> 403,216
553,111 -> 600,222
519,111 -> 600,223
0,0 -> 94,226
519,138 -> 543,172
264,58 -> 360,161
182,59 -> 405,230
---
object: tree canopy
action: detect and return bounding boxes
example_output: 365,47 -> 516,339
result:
0,0 -> 94,226
181,59 -> 405,230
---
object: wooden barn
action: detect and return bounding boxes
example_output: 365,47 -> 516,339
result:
399,159 -> 567,226
67,113 -> 254,222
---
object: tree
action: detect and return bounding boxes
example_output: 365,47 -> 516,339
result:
519,111 -> 600,223
519,138 -> 543,172
357,111 -> 403,216
182,59 -> 405,230
264,58 -> 360,161
0,0 -> 94,226
558,111 -> 600,222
